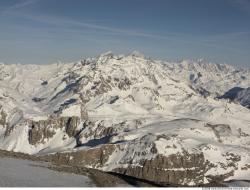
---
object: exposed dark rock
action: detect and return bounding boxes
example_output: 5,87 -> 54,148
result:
60,98 -> 77,107
41,81 -> 48,85
112,152 -> 210,186
4,123 -> 15,137
189,86 -> 210,98
206,170 -> 234,185
28,122 -> 56,145
78,121 -> 116,143
114,77 -> 131,90
65,117 -> 80,137
0,107 -> 7,127
223,152 -> 241,168
28,116 -> 81,145
126,95 -> 135,102
241,164 -> 250,170
40,144 -> 117,168
238,128 -> 250,137
80,60 -> 91,66
38,145 -> 232,186
195,87 -> 211,98
108,96 -> 119,104
32,97 -> 46,102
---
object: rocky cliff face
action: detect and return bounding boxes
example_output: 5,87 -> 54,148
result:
112,153 -> 209,186
39,143 -> 238,186
28,116 -> 80,145
0,52 -> 249,186
0,106 -> 7,128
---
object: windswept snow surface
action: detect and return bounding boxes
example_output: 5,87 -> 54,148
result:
0,157 -> 94,187
223,180 -> 250,187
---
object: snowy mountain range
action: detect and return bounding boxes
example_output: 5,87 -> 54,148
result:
0,52 -> 250,186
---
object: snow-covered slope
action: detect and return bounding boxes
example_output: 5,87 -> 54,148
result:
0,52 -> 249,186
161,59 -> 250,97
0,157 -> 94,187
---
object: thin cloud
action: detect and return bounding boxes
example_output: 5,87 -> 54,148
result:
2,2 -> 248,55
7,11 -> 247,55
25,14 -> 249,52
12,12 -> 175,40
2,1 -> 240,46
1,0 -> 39,15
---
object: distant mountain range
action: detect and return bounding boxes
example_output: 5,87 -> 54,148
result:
0,52 -> 250,186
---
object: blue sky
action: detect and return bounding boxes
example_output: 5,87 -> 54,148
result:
0,0 -> 249,67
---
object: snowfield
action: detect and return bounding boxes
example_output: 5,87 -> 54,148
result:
0,52 -> 250,186
0,157 -> 94,187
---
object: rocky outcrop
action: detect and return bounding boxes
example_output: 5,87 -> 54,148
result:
40,144 -> 117,168
0,107 -> 7,127
38,144 -> 228,186
115,76 -> 132,90
4,123 -> 15,137
28,116 -> 81,145
113,152 -> 210,186
65,117 -> 81,137
77,121 -> 115,143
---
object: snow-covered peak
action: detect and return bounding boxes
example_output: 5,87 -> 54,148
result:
99,51 -> 114,58
96,51 -> 114,64
130,50 -> 146,59
178,59 -> 235,73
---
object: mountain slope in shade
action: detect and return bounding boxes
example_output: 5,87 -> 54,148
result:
219,87 -> 250,109
0,52 -> 249,186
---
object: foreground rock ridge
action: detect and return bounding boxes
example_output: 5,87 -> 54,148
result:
0,52 -> 250,186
